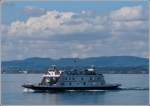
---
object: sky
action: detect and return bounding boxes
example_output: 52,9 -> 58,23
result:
1,0 -> 149,61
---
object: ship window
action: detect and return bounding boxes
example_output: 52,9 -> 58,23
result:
61,83 -> 64,86
65,77 -> 67,80
69,82 -> 72,86
90,77 -> 92,80
81,77 -> 84,80
72,77 -> 75,80
83,82 -> 86,85
90,77 -> 95,80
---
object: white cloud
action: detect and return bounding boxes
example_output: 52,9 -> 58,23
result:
7,10 -> 107,38
1,5 -> 148,60
8,11 -> 78,36
7,5 -> 146,38
23,6 -> 46,15
110,5 -> 144,21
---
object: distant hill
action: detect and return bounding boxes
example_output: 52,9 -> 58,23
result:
1,56 -> 149,74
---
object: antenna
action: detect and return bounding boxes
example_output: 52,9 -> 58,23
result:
73,57 -> 78,70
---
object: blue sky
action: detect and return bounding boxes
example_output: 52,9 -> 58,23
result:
1,1 -> 149,61
2,1 -> 148,24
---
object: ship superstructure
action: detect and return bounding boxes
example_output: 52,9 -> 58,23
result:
22,65 -> 121,91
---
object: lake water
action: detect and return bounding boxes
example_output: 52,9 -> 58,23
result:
1,74 -> 149,105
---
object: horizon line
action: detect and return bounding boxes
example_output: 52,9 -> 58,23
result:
2,55 -> 149,62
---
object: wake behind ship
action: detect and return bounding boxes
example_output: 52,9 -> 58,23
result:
22,65 -> 121,91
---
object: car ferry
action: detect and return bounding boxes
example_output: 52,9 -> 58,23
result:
22,65 -> 121,91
